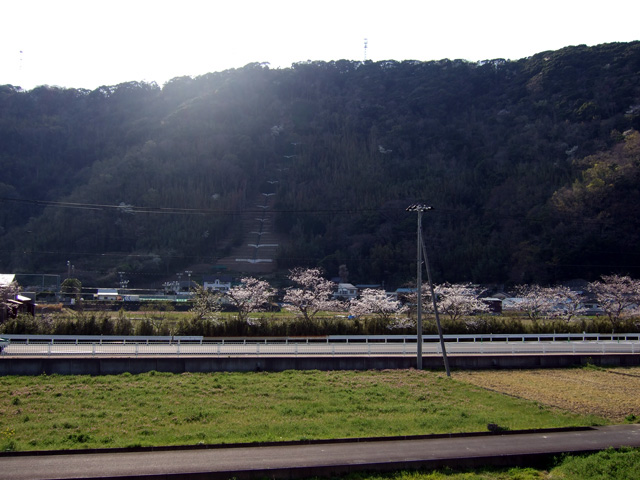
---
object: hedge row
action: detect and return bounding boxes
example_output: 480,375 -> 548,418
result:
1,311 -> 638,337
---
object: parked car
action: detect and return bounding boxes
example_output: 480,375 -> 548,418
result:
0,337 -> 8,353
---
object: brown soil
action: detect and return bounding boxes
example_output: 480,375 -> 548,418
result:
454,367 -> 640,422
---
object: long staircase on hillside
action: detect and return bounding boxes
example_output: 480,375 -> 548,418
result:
215,187 -> 283,275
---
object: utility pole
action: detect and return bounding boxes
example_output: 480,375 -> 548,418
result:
406,204 -> 429,369
406,204 -> 450,376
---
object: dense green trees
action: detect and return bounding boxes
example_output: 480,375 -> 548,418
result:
1,42 -> 639,288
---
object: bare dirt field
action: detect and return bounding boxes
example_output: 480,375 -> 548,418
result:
454,367 -> 640,422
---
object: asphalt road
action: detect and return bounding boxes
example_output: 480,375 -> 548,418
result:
1,425 -> 639,480
3,340 -> 638,356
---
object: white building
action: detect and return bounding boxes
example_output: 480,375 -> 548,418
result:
95,288 -> 119,301
203,275 -> 232,293
333,283 -> 358,300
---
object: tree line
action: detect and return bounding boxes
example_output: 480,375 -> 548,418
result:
5,269 -> 639,336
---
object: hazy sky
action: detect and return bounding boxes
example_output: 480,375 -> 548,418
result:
2,0 -> 639,91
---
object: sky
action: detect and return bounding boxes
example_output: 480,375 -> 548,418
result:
2,0 -> 639,91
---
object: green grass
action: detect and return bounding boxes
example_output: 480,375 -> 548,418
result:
0,369 -> 605,452
325,447 -> 640,479
552,447 -> 640,479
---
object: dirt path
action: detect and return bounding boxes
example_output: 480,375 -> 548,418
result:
454,367 -> 640,422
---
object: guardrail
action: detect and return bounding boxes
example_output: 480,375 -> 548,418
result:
329,333 -> 640,343
0,333 -> 639,357
0,334 -> 205,343
3,332 -> 640,344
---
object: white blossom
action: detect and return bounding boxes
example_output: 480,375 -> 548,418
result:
225,277 -> 273,322
435,283 -> 490,322
190,283 -> 223,322
349,289 -> 407,322
0,281 -> 19,307
283,268 -> 342,321
1,280 -> 20,321
588,274 -> 640,329
547,286 -> 588,322
513,284 -> 560,321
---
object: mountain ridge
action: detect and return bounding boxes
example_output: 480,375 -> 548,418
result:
1,41 -> 639,288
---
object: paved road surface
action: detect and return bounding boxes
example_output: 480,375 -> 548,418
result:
1,425 -> 639,480
3,340 -> 638,356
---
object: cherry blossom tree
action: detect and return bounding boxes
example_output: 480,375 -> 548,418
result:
400,285 -> 432,313
1,280 -> 19,323
435,283 -> 490,322
283,268 -> 341,321
548,286 -> 588,323
401,283 -> 489,322
190,283 -> 223,321
513,284 -> 561,321
588,274 -> 640,329
0,281 -> 18,304
349,288 -> 407,322
225,277 -> 274,323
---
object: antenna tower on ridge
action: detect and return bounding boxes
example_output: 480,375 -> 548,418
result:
364,38 -> 368,61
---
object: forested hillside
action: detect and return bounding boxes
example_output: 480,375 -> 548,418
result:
1,42 -> 639,288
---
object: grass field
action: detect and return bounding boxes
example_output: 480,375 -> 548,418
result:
2,367 -> 640,478
453,366 -> 640,422
322,447 -> 640,479
0,368 -> 616,452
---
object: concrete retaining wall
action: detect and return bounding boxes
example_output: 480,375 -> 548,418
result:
1,353 -> 639,375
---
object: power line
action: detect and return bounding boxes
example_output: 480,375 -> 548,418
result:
0,196 -> 402,216
5,196 -> 635,229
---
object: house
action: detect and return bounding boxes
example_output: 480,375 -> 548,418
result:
94,288 -> 120,301
355,284 -> 382,291
580,301 -> 604,316
3,295 -> 36,320
203,275 -> 232,293
502,297 -> 525,310
163,279 -> 197,294
481,298 -> 503,314
388,287 -> 416,302
333,283 -> 358,300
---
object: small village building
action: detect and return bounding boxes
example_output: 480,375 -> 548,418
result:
388,287 -> 415,302
94,288 -> 120,301
203,275 -> 232,293
502,297 -> 525,310
355,284 -> 382,291
333,283 -> 358,300
481,298 -> 503,314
